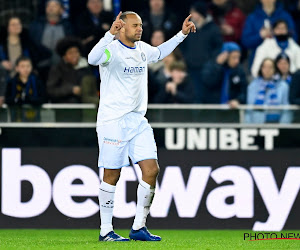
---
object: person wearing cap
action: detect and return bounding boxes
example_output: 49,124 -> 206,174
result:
47,37 -> 98,104
180,1 -> 223,103
251,19 -> 300,77
29,0 -> 73,81
200,42 -> 247,107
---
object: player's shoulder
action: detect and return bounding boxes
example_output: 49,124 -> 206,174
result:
135,41 -> 150,46
136,41 -> 154,51
108,40 -> 119,48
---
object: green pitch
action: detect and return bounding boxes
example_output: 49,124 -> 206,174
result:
0,229 -> 299,249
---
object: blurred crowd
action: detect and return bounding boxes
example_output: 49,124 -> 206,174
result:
0,0 -> 300,123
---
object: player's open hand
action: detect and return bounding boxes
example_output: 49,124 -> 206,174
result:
182,14 -> 196,35
109,12 -> 126,35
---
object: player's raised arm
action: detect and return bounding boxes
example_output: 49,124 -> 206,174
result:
155,14 -> 196,61
88,12 -> 126,66
182,14 -> 196,35
109,11 -> 126,35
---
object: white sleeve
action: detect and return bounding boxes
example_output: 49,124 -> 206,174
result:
88,31 -> 115,66
251,41 -> 267,77
157,31 -> 188,60
142,31 -> 188,64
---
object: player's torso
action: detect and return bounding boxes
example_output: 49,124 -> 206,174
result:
101,41 -> 148,96
98,41 -> 149,123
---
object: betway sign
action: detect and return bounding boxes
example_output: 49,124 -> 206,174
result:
1,148 -> 300,230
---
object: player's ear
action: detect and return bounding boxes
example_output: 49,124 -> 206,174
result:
120,26 -> 126,33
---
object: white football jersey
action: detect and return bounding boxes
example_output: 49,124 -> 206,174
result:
97,40 -> 160,126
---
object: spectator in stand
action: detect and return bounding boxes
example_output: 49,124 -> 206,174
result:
246,58 -> 291,123
275,53 -> 292,85
290,69 -> 300,105
0,0 -> 38,28
29,0 -> 73,81
241,0 -> 297,66
5,56 -> 45,122
149,29 -> 165,73
200,42 -> 247,107
0,67 -> 7,106
76,0 -> 114,57
140,0 -> 178,43
251,19 -> 300,77
5,56 -> 45,105
47,37 -> 98,104
153,61 -> 194,103
151,48 -> 183,88
209,0 -> 246,43
0,16 -> 38,78
283,0 -> 300,45
150,29 -> 165,47
148,48 -> 183,103
180,2 -> 223,103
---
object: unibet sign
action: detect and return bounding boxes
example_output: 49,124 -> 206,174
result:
1,148 -> 300,231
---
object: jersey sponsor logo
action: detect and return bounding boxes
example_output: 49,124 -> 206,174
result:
123,66 -> 145,75
141,52 -> 146,62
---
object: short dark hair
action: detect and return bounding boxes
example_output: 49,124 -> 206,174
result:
120,11 -> 139,21
272,19 -> 288,29
169,60 -> 187,72
56,37 -> 82,57
15,56 -> 32,66
258,58 -> 275,77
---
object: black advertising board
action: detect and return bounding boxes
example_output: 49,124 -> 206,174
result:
0,147 -> 299,230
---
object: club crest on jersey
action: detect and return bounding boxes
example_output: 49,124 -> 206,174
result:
141,52 -> 146,62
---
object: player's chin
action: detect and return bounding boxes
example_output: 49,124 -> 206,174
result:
135,34 -> 142,40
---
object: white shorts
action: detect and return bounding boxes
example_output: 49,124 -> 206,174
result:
97,112 -> 157,169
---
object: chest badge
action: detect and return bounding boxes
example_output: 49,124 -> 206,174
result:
141,52 -> 146,62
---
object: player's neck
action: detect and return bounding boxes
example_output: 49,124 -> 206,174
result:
119,37 -> 136,48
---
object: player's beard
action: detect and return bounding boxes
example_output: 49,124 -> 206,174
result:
131,33 -> 142,42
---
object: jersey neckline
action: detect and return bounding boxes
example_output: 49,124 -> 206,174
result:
118,40 -> 136,49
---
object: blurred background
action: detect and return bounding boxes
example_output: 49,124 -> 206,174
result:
0,0 -> 299,231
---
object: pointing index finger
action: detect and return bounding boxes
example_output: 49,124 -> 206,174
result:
116,11 -> 122,21
184,14 -> 192,23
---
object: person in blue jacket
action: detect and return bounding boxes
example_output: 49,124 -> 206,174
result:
5,56 -> 45,122
200,42 -> 247,107
5,56 -> 45,105
241,0 -> 297,66
245,58 -> 291,124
